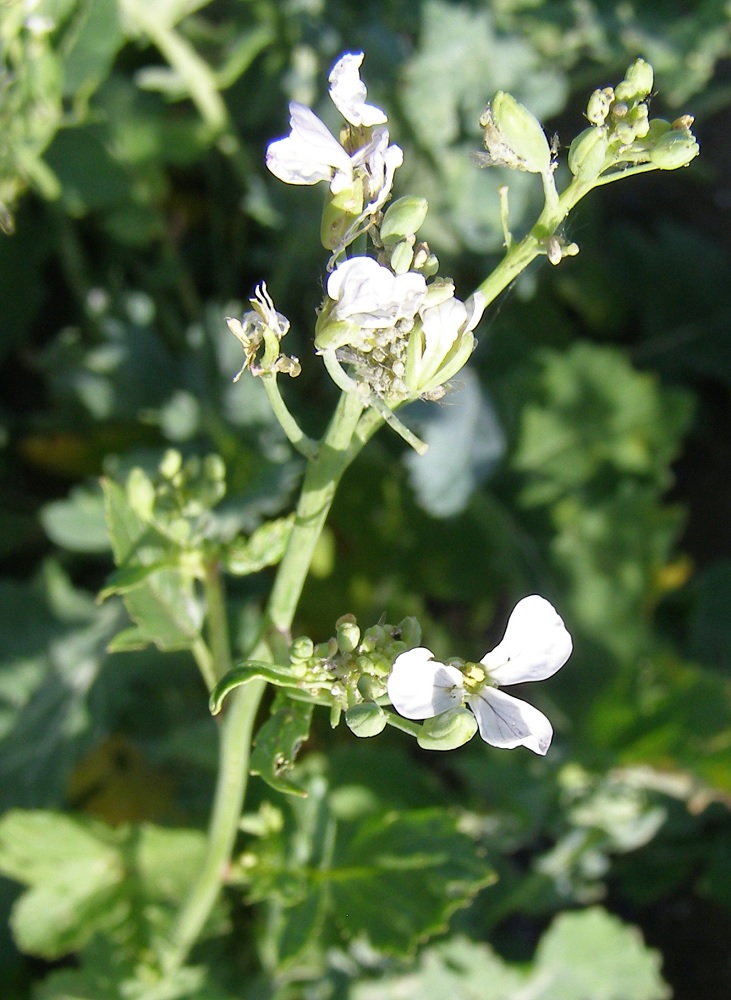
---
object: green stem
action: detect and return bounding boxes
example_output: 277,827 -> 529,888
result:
262,376 -> 318,458
203,559 -> 233,683
164,677 -> 265,971
164,388 -> 368,972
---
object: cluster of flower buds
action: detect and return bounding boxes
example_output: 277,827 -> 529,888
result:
288,613 -> 422,736
126,448 -> 226,530
569,58 -> 699,183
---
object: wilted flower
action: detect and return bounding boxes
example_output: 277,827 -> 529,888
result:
226,283 -> 299,381
387,596 -> 572,755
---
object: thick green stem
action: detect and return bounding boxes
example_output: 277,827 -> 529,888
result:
164,388 -> 368,972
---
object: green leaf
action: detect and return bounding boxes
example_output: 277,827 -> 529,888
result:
514,342 -> 693,505
40,485 -> 110,553
350,908 -> 669,999
60,0 -> 125,103
330,809 -> 495,956
0,811 -> 123,958
350,935 -> 523,1000
531,906 -> 669,1000
101,479 -> 203,651
209,661 -> 311,715
250,695 -> 313,796
99,555 -> 181,600
0,811 -> 207,961
222,514 -> 294,575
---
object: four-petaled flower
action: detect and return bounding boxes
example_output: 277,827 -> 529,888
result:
387,596 -> 572,755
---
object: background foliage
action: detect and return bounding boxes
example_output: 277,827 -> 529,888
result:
1,1 -> 731,997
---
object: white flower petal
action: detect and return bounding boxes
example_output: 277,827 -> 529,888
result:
481,595 -> 572,686
266,103 -> 352,189
468,686 -> 554,755
388,647 -> 465,719
328,52 -> 387,127
327,257 -> 426,329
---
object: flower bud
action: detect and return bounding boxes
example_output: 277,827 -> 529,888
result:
320,183 -> 363,251
290,635 -> 314,663
417,708 -> 477,750
357,673 -> 385,701
396,616 -> 422,648
345,702 -> 387,737
127,467 -> 155,520
314,637 -> 338,660
649,128 -> 700,169
160,449 -> 183,479
586,88 -> 613,126
360,625 -> 387,652
620,58 -> 654,100
481,92 -> 551,174
336,617 -> 361,654
390,239 -> 415,275
568,126 -> 608,181
380,196 -> 429,245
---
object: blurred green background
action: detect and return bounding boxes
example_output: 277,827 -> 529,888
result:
2,1 -> 731,997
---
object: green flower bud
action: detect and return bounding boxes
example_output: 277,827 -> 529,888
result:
380,196 -> 429,244
397,616 -> 422,648
622,58 -> 654,100
336,618 -> 361,654
314,637 -> 338,660
290,635 -> 314,662
614,121 -> 636,146
357,673 -> 385,701
417,708 -> 477,750
360,625 -> 387,652
411,242 -> 433,273
568,127 -> 609,181
345,702 -> 387,737
126,467 -> 155,520
586,88 -> 613,126
481,92 -> 551,174
160,449 -> 183,479
320,183 -> 363,251
390,239 -> 415,275
649,128 -> 700,169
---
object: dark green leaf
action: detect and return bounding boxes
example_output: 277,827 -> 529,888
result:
250,696 -> 313,796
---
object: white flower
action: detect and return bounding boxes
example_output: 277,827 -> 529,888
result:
328,52 -> 387,127
266,103 -> 354,193
352,127 -> 404,213
327,257 -> 426,332
387,595 -> 572,755
405,290 -> 484,395
265,52 -> 402,230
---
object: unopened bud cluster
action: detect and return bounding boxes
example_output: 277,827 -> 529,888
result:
288,614 -> 422,736
569,58 -> 699,183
